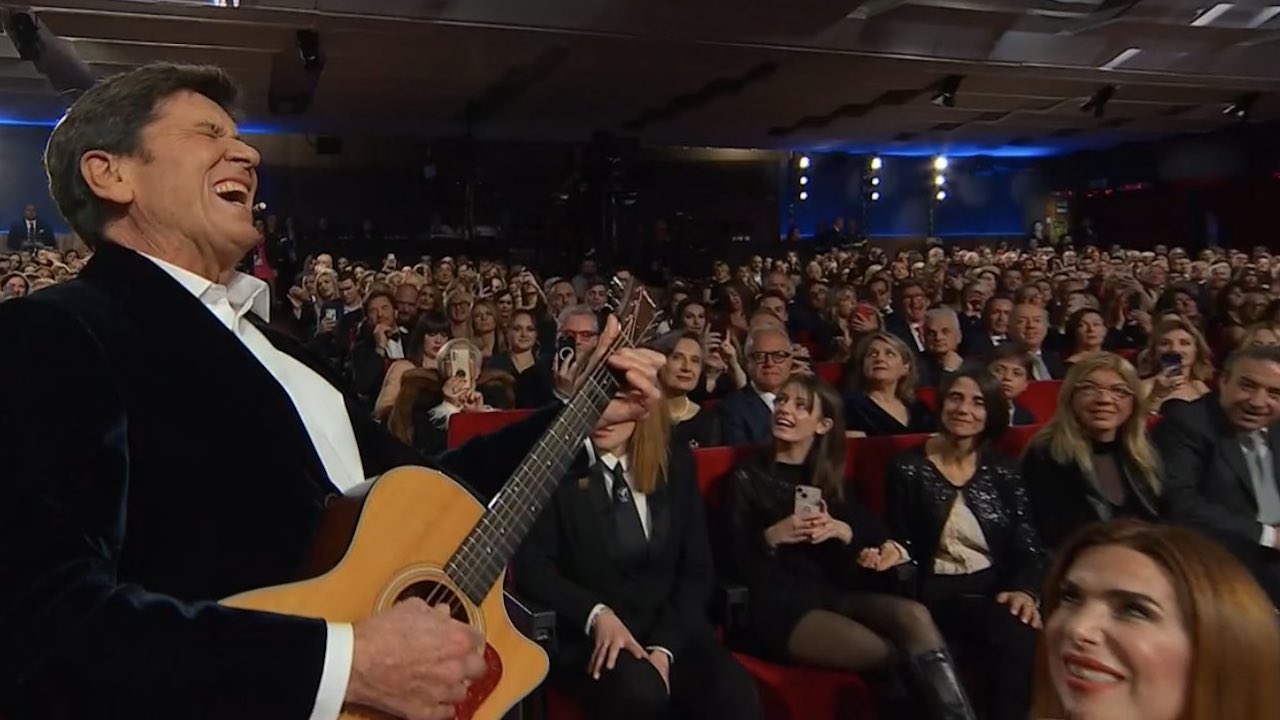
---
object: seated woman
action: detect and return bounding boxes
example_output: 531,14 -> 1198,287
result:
486,309 -> 554,409
1137,316 -> 1213,413
1032,520 -> 1280,720
373,312 -> 450,420
986,344 -> 1038,426
655,331 -> 721,449
842,331 -> 936,436
1062,307 -> 1107,366
688,327 -> 747,403
386,338 -> 512,455
720,375 -> 977,720
875,366 -> 1044,720
470,299 -> 503,359
513,398 -> 762,720
1021,353 -> 1161,552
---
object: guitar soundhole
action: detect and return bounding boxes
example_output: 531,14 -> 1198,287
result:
395,581 -> 469,623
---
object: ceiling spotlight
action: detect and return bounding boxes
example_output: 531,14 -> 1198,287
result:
799,191 -> 809,201
1081,85 -> 1116,118
931,75 -> 964,108
799,175 -> 809,186
870,191 -> 881,201
934,175 -> 946,186
933,156 -> 949,172
870,155 -> 883,171
1224,92 -> 1259,120
798,155 -> 812,169
871,177 -> 881,186
936,190 -> 947,201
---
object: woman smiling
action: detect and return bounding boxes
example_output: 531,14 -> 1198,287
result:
1032,520 -> 1280,720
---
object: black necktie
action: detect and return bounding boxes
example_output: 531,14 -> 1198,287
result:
605,464 -> 648,561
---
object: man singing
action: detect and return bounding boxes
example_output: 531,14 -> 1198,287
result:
0,63 -> 664,720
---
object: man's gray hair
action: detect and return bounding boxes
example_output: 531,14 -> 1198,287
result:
557,303 -> 599,331
744,325 -> 790,359
924,307 -> 960,332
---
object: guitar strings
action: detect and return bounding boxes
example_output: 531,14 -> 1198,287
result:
414,300 -> 640,617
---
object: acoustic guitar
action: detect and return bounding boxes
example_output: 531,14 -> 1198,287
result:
223,280 -> 660,719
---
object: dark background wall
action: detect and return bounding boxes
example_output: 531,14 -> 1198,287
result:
1043,122 -> 1280,250
0,125 -> 781,248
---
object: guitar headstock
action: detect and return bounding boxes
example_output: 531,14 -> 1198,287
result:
607,277 -> 662,352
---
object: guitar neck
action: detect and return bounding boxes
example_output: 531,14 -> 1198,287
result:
447,365 -> 619,603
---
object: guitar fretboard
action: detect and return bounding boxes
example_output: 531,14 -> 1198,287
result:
446,365 -> 619,603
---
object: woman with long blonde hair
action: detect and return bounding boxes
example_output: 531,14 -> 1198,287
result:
1137,317 -> 1213,413
1022,353 -> 1161,551
513,390 -> 763,720
1032,519 -> 1280,720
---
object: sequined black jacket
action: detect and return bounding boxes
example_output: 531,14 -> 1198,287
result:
885,445 -> 1046,597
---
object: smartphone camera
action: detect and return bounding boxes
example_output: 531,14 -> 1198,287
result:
556,335 -> 577,366
1160,352 -> 1183,374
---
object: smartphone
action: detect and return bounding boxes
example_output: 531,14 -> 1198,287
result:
449,347 -> 472,385
794,485 -> 823,518
1160,352 -> 1182,375
555,335 -> 577,367
323,307 -> 338,324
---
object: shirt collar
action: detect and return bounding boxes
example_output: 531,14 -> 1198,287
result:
582,438 -> 630,473
142,251 -> 270,323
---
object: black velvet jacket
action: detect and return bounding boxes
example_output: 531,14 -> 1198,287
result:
885,445 -> 1045,597
0,242 -> 565,719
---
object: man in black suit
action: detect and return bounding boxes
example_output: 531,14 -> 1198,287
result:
1009,302 -> 1065,380
885,279 -> 930,356
0,63 -> 665,720
963,294 -> 1012,359
1155,345 -> 1280,604
717,326 -> 793,446
6,203 -> 54,251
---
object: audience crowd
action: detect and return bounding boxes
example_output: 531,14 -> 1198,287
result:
7,223 -> 1280,719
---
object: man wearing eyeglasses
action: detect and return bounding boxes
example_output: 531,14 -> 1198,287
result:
717,327 -> 793,447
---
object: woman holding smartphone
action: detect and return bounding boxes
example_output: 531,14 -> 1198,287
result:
1136,317 -> 1213,413
720,375 -> 975,720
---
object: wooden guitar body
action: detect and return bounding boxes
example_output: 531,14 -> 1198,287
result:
222,466 -> 549,720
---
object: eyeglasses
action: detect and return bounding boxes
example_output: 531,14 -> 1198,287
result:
749,351 -> 793,364
1074,383 -> 1135,401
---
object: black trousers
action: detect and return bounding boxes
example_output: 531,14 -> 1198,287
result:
553,634 -> 762,720
919,570 -> 1037,720
1213,533 -> 1280,608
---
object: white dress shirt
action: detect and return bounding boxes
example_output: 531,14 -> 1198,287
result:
142,253 -> 356,720
753,386 -> 777,414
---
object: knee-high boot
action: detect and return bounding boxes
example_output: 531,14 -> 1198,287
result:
906,648 -> 978,720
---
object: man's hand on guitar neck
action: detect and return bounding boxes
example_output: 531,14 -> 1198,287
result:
587,315 -> 666,428
346,598 -> 486,720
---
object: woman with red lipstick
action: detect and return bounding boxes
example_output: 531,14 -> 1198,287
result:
720,374 -> 977,720
1022,354 -> 1161,552
1032,519 -> 1280,720
878,365 -> 1045,720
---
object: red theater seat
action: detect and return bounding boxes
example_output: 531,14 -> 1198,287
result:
734,652 -> 878,720
994,423 -> 1043,459
849,433 -> 930,516
916,385 -> 938,411
815,361 -> 844,387
445,409 -> 534,449
1019,381 -> 1062,422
